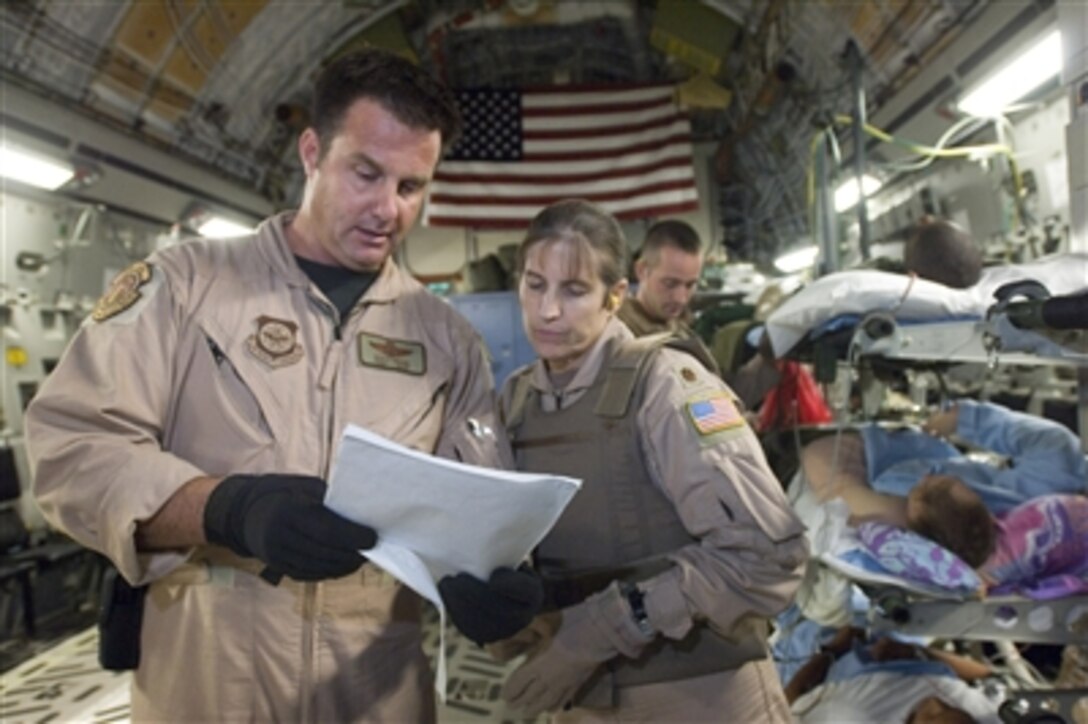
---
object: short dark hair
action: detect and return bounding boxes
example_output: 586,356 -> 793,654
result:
904,218 -> 982,288
517,199 -> 628,292
311,48 -> 462,155
640,219 -> 701,266
907,475 -> 996,567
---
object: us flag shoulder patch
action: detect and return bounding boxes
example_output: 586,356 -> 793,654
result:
685,394 -> 745,436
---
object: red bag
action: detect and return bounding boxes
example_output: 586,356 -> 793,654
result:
757,360 -> 833,432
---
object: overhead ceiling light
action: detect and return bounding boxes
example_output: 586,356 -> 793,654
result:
834,174 -> 882,212
196,215 -> 255,238
958,29 -> 1062,117
0,140 -> 75,190
182,203 -> 257,239
774,245 -> 818,274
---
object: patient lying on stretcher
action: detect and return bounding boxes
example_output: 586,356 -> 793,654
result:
785,626 -> 998,724
801,400 -> 1087,594
908,479 -> 1087,595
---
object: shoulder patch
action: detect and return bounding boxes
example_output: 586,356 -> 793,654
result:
92,261 -> 154,322
685,393 -> 746,436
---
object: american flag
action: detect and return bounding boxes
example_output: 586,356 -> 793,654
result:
687,395 -> 744,435
424,85 -> 700,229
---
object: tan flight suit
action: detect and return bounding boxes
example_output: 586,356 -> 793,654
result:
501,317 -> 807,722
615,296 -> 720,375
25,212 -> 508,723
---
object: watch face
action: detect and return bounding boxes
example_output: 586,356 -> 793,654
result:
622,582 -> 654,636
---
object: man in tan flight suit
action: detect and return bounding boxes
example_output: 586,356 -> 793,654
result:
26,50 -> 541,722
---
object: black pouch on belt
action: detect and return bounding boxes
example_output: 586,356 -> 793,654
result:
98,567 -> 147,671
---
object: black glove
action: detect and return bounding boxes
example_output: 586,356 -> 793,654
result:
438,566 -> 544,645
204,474 -> 377,582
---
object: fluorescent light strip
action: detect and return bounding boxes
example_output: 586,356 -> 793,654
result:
834,174 -> 882,213
958,29 -> 1063,117
0,142 -> 75,190
197,216 -> 256,238
774,245 -> 819,274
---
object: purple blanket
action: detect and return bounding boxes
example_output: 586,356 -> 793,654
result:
984,495 -> 1088,599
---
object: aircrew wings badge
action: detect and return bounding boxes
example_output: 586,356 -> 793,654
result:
358,333 -> 426,375
685,394 -> 745,436
92,261 -> 153,322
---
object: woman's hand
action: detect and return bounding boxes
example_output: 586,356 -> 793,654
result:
485,612 -> 560,663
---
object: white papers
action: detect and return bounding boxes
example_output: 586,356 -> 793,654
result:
324,424 -> 581,698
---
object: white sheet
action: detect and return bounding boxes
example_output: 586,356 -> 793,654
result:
324,424 -> 581,699
792,670 -> 1001,724
765,252 -> 1088,356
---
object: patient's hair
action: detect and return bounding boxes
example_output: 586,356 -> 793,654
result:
906,475 -> 996,567
903,218 -> 983,289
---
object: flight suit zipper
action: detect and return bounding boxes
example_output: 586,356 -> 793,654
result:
301,298 -> 343,723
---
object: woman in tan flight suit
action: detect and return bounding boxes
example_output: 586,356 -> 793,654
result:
495,199 -> 809,722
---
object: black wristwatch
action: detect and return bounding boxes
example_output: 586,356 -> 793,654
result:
620,582 -> 654,637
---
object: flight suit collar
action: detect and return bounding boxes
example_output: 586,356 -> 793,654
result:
253,211 -> 310,289
528,316 -> 634,398
359,256 -> 413,305
253,210 -> 412,304
624,297 -> 658,327
625,296 -> 693,331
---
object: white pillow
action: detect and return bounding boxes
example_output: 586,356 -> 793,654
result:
764,270 -> 978,356
764,253 -> 1088,356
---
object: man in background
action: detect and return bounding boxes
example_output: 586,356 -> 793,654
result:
617,219 -> 719,373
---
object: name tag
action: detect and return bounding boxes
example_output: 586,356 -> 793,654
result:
357,333 -> 426,375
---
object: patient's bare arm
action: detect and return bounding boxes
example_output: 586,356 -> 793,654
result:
783,650 -> 834,703
871,638 -> 992,681
800,433 -> 868,499
801,433 -> 908,527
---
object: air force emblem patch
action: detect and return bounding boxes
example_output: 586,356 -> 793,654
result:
246,316 -> 304,369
